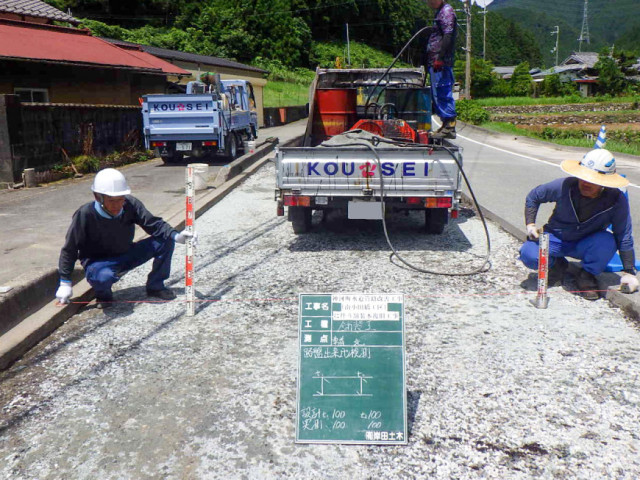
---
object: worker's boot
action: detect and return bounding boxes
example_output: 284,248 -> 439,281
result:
548,257 -> 568,286
432,117 -> 457,139
576,268 -> 600,301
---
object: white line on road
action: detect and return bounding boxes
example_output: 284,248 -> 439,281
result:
456,130 -> 640,190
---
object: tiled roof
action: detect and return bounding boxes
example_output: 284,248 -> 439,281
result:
0,19 -> 189,74
0,0 -> 79,24
561,51 -> 599,68
105,38 -> 268,75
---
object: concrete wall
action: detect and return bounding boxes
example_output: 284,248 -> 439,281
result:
0,60 -> 167,106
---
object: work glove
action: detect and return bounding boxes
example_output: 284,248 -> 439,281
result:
56,280 -> 73,304
526,224 -> 539,241
432,59 -> 444,72
620,273 -> 639,294
174,229 -> 198,247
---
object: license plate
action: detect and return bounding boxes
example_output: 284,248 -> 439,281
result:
176,142 -> 192,151
348,201 -> 383,220
315,196 -> 329,205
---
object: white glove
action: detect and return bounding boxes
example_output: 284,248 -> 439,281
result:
56,280 -> 73,304
174,229 -> 198,247
526,224 -> 539,240
620,273 -> 639,294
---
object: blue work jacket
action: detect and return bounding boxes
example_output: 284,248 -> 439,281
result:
525,177 -> 634,252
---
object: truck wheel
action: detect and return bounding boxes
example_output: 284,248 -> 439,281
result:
425,208 -> 448,234
161,151 -> 183,164
225,133 -> 238,160
289,207 -> 312,234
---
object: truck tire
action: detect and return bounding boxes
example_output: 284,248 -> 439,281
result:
161,151 -> 183,164
224,133 -> 238,160
289,206 -> 312,234
425,208 -> 448,234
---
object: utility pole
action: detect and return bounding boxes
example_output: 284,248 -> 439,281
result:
345,24 -> 351,66
464,0 -> 472,99
578,0 -> 590,52
551,26 -> 560,68
482,6 -> 487,61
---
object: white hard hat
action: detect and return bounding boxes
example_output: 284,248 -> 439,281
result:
91,168 -> 131,196
560,148 -> 628,188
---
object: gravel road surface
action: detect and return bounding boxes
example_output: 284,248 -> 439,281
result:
1,161 -> 639,479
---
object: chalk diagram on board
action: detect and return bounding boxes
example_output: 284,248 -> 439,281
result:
312,371 -> 373,397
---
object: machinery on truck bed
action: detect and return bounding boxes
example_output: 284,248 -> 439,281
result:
142,74 -> 258,163
275,68 -> 463,234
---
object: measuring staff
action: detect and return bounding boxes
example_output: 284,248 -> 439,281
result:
55,168 -> 197,308
519,149 -> 639,301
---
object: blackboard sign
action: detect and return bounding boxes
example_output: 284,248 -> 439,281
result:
296,293 -> 407,444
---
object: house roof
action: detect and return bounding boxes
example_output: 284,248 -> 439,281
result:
0,19 -> 190,75
105,38 -> 268,75
561,51 -> 599,68
0,0 -> 79,24
116,44 -> 191,76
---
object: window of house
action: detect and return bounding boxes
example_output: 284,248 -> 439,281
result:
14,88 -> 49,103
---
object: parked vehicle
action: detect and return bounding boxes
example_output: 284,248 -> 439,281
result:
274,68 -> 463,234
142,76 -> 258,163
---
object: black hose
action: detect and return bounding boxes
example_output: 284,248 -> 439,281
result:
324,134 -> 491,276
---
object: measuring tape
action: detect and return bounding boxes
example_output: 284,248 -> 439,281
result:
530,232 -> 550,309
185,166 -> 195,317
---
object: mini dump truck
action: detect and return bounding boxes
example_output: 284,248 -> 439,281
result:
275,68 -> 463,234
142,77 -> 258,163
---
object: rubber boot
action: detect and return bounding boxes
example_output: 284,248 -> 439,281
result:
432,117 -> 456,139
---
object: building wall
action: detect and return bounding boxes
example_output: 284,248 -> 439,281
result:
0,60 -> 167,105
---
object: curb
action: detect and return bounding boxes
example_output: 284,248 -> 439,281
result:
462,193 -> 640,320
0,135 -> 303,370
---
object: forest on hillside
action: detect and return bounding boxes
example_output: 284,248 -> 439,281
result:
45,0 -> 544,70
490,0 -> 640,66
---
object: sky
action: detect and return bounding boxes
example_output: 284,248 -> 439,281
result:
473,0 -> 494,7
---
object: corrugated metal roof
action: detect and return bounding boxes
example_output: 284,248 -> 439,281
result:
0,0 -> 79,24
105,38 -> 268,75
0,19 -> 178,74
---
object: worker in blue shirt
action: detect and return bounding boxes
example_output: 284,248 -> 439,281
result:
55,168 -> 197,308
426,0 -> 457,139
520,149 -> 639,300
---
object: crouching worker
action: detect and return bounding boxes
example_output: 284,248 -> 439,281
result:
519,149 -> 639,300
55,168 -> 197,308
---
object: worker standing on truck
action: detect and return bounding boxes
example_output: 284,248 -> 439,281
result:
426,0 -> 458,139
519,149 -> 639,300
55,168 -> 197,308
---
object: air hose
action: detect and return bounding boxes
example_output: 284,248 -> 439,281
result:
324,133 -> 491,276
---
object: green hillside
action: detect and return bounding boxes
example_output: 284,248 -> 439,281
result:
490,0 -> 640,65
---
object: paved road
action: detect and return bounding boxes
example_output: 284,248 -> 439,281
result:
0,121 -> 306,287
1,161 -> 639,479
454,123 -> 640,241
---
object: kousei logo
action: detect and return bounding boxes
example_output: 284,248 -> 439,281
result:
152,103 -> 211,112
306,162 -> 427,177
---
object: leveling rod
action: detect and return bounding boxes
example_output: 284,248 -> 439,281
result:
185,166 -> 195,317
531,232 -> 550,309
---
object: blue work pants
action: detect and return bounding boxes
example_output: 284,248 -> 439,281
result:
519,230 -> 617,276
429,66 -> 457,120
84,236 -> 174,299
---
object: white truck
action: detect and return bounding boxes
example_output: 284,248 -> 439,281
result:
275,68 -> 463,234
142,76 -> 258,163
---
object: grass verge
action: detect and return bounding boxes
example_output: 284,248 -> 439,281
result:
476,96 -> 640,107
263,81 -> 309,107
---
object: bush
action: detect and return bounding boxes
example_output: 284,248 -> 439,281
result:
72,155 -> 100,173
456,99 -> 490,125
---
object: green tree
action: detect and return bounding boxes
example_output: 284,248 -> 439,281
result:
595,53 -> 626,95
453,58 -> 500,98
540,74 -> 575,97
510,62 -> 532,96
